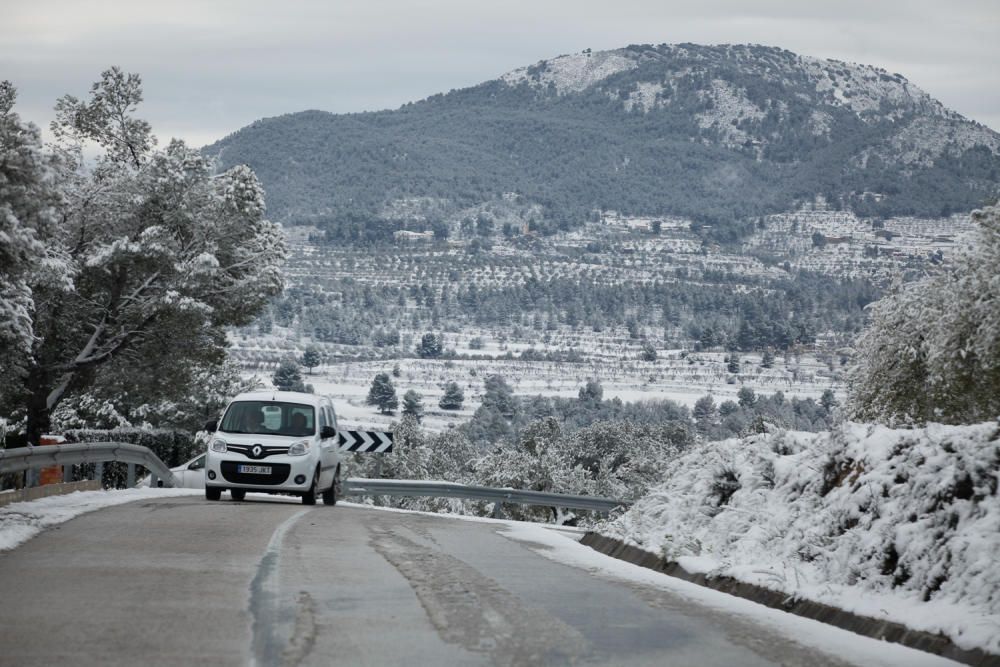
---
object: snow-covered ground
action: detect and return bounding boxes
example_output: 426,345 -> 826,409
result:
288,351 -> 839,433
598,421 -> 1000,655
0,487 -> 202,552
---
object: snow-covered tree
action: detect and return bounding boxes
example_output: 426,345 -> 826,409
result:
301,345 -> 321,374
416,332 -> 442,358
850,204 -> 1000,424
1,70 -> 286,444
482,374 -> 517,418
0,81 -> 60,403
693,394 -> 718,434
272,357 -> 305,392
366,373 -> 398,414
401,389 -> 424,422
438,382 -> 464,410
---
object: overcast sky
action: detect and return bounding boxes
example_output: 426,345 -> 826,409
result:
3,0 -> 998,147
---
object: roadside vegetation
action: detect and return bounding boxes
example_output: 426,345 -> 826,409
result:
0,70 -> 283,447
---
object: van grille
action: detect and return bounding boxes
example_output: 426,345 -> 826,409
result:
220,461 -> 291,486
225,444 -> 290,460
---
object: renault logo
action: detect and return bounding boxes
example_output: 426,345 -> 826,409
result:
251,445 -> 263,458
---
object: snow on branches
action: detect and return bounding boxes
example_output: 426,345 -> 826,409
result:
0,70 -> 286,442
849,204 -> 1000,425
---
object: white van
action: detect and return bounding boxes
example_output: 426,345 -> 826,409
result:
203,391 -> 342,505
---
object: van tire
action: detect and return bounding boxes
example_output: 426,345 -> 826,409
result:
206,487 -> 222,501
302,469 -> 319,505
322,466 -> 340,506
231,489 -> 246,501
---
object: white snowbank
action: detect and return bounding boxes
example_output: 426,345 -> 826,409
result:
0,487 -> 202,552
599,421 -> 1000,654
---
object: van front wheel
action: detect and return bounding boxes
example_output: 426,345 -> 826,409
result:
206,487 -> 222,501
302,469 -> 318,505
322,466 -> 340,506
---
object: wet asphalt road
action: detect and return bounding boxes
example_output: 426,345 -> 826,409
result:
0,495 -> 883,666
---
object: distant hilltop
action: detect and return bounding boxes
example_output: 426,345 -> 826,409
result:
205,43 -> 1000,241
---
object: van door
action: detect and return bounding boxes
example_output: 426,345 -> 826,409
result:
318,403 -> 335,488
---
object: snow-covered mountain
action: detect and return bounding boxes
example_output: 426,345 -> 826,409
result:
205,43 -> 1000,234
501,44 -> 998,162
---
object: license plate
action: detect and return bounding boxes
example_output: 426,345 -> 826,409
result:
238,464 -> 271,475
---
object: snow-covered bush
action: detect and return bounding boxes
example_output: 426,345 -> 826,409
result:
600,422 -> 1000,652
341,415 -> 478,514
473,418 -> 690,523
850,204 -> 1000,424
474,418 -> 596,522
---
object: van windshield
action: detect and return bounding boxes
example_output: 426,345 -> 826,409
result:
219,401 -> 315,437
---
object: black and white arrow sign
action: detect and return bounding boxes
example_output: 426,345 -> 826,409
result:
338,431 -> 394,453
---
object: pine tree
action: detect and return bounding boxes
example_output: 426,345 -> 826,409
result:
640,341 -> 657,362
439,382 -> 464,410
578,379 -> 603,403
1,71 -> 285,444
693,394 -> 717,434
301,345 -> 321,374
0,81 -> 58,396
273,358 -> 304,391
761,349 -> 775,369
727,354 -> 740,374
416,332 -> 443,358
402,390 -> 424,422
366,373 -> 398,414
483,375 -> 518,418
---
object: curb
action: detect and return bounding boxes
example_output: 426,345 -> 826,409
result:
580,532 -> 1000,667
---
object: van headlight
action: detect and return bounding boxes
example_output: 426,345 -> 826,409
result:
288,440 -> 310,456
211,439 -> 228,453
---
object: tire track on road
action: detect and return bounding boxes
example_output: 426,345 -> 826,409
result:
369,525 -> 590,666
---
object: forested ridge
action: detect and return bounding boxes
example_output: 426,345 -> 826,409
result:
205,43 -> 1000,241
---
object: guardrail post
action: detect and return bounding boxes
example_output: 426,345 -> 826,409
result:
491,502 -> 504,519
63,464 -> 73,483
94,462 -> 104,488
149,472 -> 159,488
126,463 -> 136,488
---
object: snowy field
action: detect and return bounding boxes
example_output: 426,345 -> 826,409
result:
598,421 -> 1000,655
252,350 -> 841,433
224,199 -> 968,434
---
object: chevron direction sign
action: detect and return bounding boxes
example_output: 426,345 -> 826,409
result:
338,431 -> 394,453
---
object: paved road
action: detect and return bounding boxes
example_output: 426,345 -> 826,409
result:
0,496 -> 920,666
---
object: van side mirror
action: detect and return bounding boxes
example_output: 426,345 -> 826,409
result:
204,420 -> 218,433
320,425 -> 337,440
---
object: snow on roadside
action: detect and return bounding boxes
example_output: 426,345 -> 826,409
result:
0,487 -> 202,552
597,421 -> 1000,655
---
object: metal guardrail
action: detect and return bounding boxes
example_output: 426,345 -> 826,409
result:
0,442 -> 178,488
343,478 -> 629,514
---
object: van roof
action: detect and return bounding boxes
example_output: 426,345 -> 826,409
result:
230,391 -> 328,406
